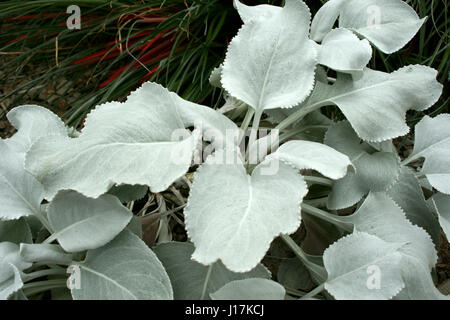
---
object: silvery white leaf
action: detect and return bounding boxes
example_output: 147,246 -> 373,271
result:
316,28 -> 372,74
185,148 -> 307,272
325,122 -> 401,209
405,114 -> 450,194
310,0 -> 346,42
222,0 -> 317,111
20,243 -> 73,265
430,193 -> 450,240
71,230 -> 173,300
154,242 -> 270,300
266,140 -> 352,180
209,65 -> 223,88
340,192 -> 437,269
25,83 -> 203,199
47,191 -> 132,252
5,105 -> 67,153
336,192 -> 445,299
0,141 -> 43,220
0,242 -> 30,299
387,166 -> 441,246
0,242 -> 32,282
0,218 -> 32,244
126,215 -> 143,239
107,184 -> 148,203
233,0 -> 281,24
313,66 -> 442,142
310,0 -> 426,54
339,0 -> 426,54
323,231 -> 405,300
0,264 -> 23,300
8,289 -> 28,300
394,255 -> 449,300
210,278 -> 285,300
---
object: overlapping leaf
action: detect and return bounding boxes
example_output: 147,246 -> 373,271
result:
154,242 -> 270,300
71,230 -> 173,300
404,114 -> 450,194
4,105 -> 67,154
266,140 -> 352,180
20,244 -> 73,265
312,66 -> 442,142
310,0 -> 425,54
25,82 -> 237,200
0,106 -> 68,221
0,141 -> 43,220
336,192 -> 447,299
387,166 -> 441,246
47,191 -> 132,252
316,28 -> 372,74
323,231 -> 405,300
430,193 -> 450,240
325,121 -> 401,209
222,0 -> 317,111
0,242 -> 32,300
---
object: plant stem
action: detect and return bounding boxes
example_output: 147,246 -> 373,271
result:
238,107 -> 254,145
246,110 -> 263,163
284,286 -> 308,297
275,102 -> 324,132
22,279 -> 68,297
200,264 -> 213,300
34,209 -> 53,234
301,203 -> 352,232
23,268 -> 68,282
300,283 -> 325,300
280,234 -> 327,283
302,176 -> 333,187
278,125 -> 329,144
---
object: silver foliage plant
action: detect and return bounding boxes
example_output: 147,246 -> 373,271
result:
0,0 -> 448,300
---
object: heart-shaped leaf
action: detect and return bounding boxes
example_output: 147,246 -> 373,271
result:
71,230 -> 173,300
154,242 -> 270,300
47,191 -> 132,252
185,148 -> 307,272
222,0 -> 317,111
